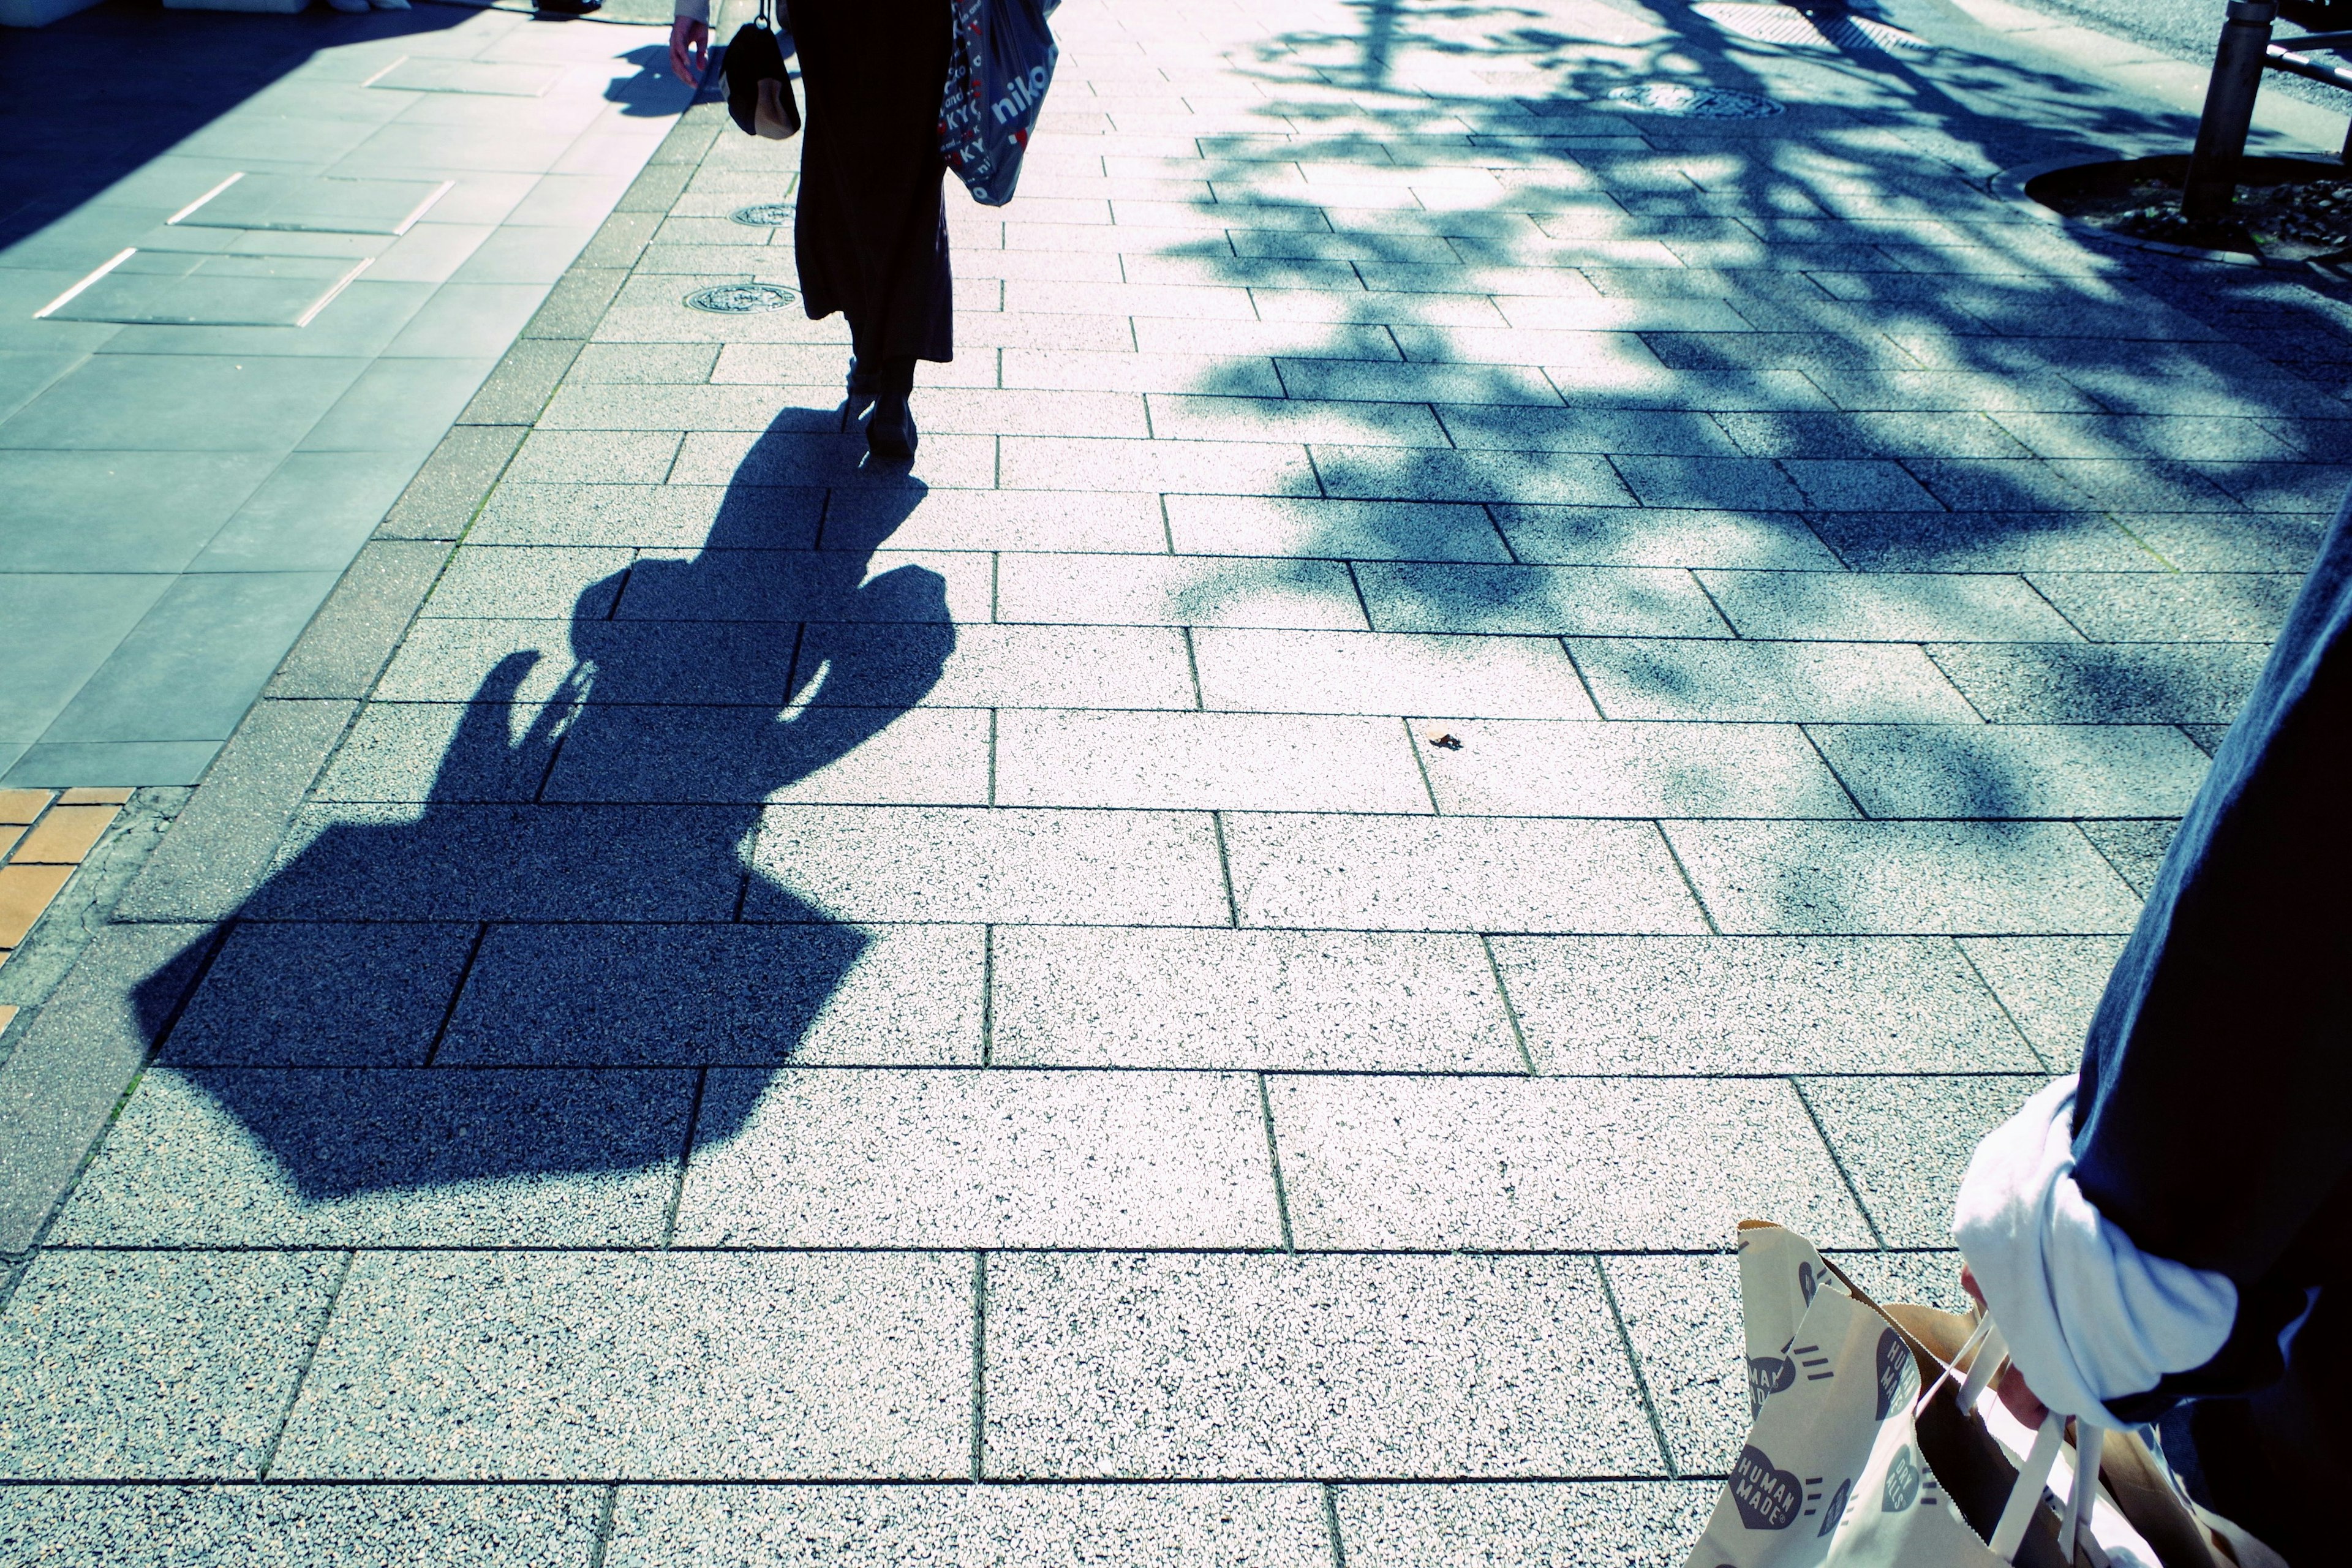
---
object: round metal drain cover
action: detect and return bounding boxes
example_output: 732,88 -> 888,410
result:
731,202 -> 794,227
1602,81 -> 1783,118
684,282 -> 797,314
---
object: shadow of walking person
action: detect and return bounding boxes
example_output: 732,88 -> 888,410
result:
101,415 -> 953,1235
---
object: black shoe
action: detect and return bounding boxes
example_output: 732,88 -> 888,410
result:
867,393 -> 917,461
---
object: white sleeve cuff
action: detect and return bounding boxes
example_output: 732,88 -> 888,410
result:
1952,1076 -> 2237,1427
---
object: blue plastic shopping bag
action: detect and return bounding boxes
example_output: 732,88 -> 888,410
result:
940,0 -> 1059,206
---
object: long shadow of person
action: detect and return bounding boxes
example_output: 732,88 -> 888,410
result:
113,415 -> 951,1228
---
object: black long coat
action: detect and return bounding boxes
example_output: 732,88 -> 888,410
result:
784,0 -> 954,363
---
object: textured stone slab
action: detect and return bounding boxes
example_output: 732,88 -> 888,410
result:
1491,935 -> 2038,1074
0,1251 -> 339,1479
161,921 -> 478,1066
1161,496 -> 1510,561
1491,505 -> 1837,568
1664,821 -> 2142,934
747,806 -> 1230,925
1808,723 -> 2209,818
440,923 -> 982,1066
827,489 -> 1169,554
1597,1253 -> 1745,1476
1314,447 -> 1632,505
545,706 -> 992,807
673,1068 -> 1277,1247
799,622 -> 1199,710
997,710 -> 1431,812
420,546 -> 631,620
373,619 -> 796,706
1956,935 -> 2127,1071
53,1068 -> 690,1246
1337,1482 -> 1718,1568
1806,511 -> 2156,573
1926,641 -> 2268,723
995,554 -> 1367,630
313,702 -> 551,803
2026,571 -> 2301,643
274,1252 -> 971,1479
1570,638 -> 1980,722
1417,719 -> 1853,818
990,926 -> 1523,1072
1697,570 -> 2081,641
986,1253 -> 1660,1478
1194,628 -> 1597,718
467,483 -> 822,549
1356,564 -> 1728,636
2080,818 -> 2180,895
1800,1076 -> 2048,1246
0,1486 -> 603,1566
616,549 -> 989,625
1270,1076 -> 1871,1250
1223,814 -> 1706,933
608,1485 -> 1332,1568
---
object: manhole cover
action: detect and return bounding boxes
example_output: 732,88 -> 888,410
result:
684,282 -> 797,314
732,203 -> 794,227
1602,81 -> 1784,118
1695,4 -> 1930,52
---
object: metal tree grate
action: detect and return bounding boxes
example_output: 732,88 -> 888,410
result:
1695,4 -> 1931,53
1602,81 -> 1784,118
731,203 -> 795,227
684,282 -> 797,314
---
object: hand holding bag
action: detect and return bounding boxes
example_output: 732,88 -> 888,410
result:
724,0 -> 800,141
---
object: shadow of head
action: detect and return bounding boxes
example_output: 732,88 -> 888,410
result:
126,412 -> 952,1204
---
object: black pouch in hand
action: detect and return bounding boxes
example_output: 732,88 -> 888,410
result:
725,1 -> 800,140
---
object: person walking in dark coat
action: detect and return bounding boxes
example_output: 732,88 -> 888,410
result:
671,0 -> 952,460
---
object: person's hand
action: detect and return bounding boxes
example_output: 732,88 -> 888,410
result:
1961,1266 -> 2052,1429
669,17 -> 711,86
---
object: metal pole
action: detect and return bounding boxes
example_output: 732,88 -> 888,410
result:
2183,0 -> 2280,221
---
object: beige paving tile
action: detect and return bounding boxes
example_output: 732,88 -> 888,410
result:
9,804 -> 119,865
0,791 -> 52,826
0,864 -> 75,948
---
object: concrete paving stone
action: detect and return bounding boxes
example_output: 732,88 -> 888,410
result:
1131,320 -> 1405,361
823,489 -> 1167,554
534,383 -> 853,434
617,548 -> 989,624
1956,935 -> 2128,1071
1712,409 -> 2032,461
1664,821 -> 2141,935
1989,413 -> 2299,463
1419,718 -> 1852,818
251,803 -> 748,922
2079,818 -> 2182,897
374,618 -> 795,706
608,1484 -> 1330,1568
1824,1250 -> 1972,1315
985,1252 -> 1660,1478
800,621 -> 1196,710
1357,562 -> 1728,637
1698,570 -> 2082,642
995,554 -> 1366,630
1798,369 -> 2103,415
0,1485 -> 603,1566
568,341 -> 723,382
503,428 -> 680,484
312,701 -> 552,803
1898,459 -> 2095,513
0,1251 -> 340,1480
54,1066 -> 692,1246
1610,456 -> 1806,511
1002,347 -> 1283,396
707,343 -> 997,391
2040,460 -> 2247,514
194,451 -> 421,573
1777,459 -> 1943,513
2026,571 -> 2301,643
469,483 -> 821,549
2123,511 -> 2329,573
1270,360 -> 1562,408
990,925 -> 1521,1072
162,921 -> 477,1067
998,709 -> 1431,812
1800,1075 -> 2048,1246
1639,333 -> 1909,374
440,922 -> 979,1067
1806,510 -> 2158,572
1322,445 -> 1646,508
1338,1482 -> 1719,1568
1387,328 -> 1670,379
1163,496 -> 1510,562
459,337 -> 582,426
1491,935 -> 2037,1074
1596,1253 -> 1744,1477
420,545 -> 630,619
1193,628 -> 1596,719
999,435 -> 1320,496
673,1067 -> 1278,1248
1148,394 -> 1450,449
0,450 -> 277,575
1807,723 -> 2210,819
263,541 -> 452,701
555,700 -> 989,805
1250,290 -> 1517,330
1436,407 -> 1738,457
2181,722 -> 2233,755
1923,641 -> 2269,723
0,354 -> 368,454
273,1251 -> 971,1480
1223,813 -> 1705,933
2210,462 -> 2348,515
1271,1075 -> 1871,1250
745,805 -> 1230,925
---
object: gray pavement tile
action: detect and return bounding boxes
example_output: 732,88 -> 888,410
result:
53,1066 -> 691,1246
504,429 -> 680,484
2124,511 -> 2329,573
1956,936 -> 2127,1071
1610,456 -> 1806,512
986,1253 -> 1660,1478
546,705 -> 990,807
624,548 -> 974,628
1000,435 -> 1317,496
1491,935 -> 2037,1074
194,451 -> 421,573
809,622 -> 1197,710
299,357 -> 499,455
1806,511 -> 2158,572
1568,638 -> 1980,723
273,1251 -> 971,1480
2079,818 -> 2182,897
673,1068 -> 1278,1248
1357,564 -> 1728,638
1695,570 -> 2081,643
990,926 -> 1523,1072
0,574 -> 173,742
161,921 -> 477,1066
440,922 -> 981,1066
314,702 -> 550,803
1316,447 -> 1632,507
1163,497 -> 1509,562
1148,395 -> 1447,449
745,805 -> 1230,926
1825,1250 -> 1971,1316
1002,347 -> 1283,396
262,551 -> 439,701
0,354 -> 368,453
469,483 -> 822,549
1778,459 -> 1943,513
1989,413 -> 2299,463
379,425 -> 527,541
459,337 -> 582,426
1224,813 -> 1706,933
1270,1076 -> 1871,1250
1338,1482 -> 1719,1568
1492,505 -> 1837,569
0,1485 -> 603,1566
1664,821 -> 2142,935
0,1251 -> 340,1480
2214,462 -> 2350,514
569,342 -> 723,383
373,619 -> 795,706
1799,1075 -> 2047,1246
997,710 -> 1431,812
2025,571 -> 2302,643
828,489 -> 1169,554
1923,641 -> 2267,723
2040,459 -> 2244,514
1711,410 -> 2031,461
0,450 -> 276,573
1596,1254 -> 1744,1477
1437,407 -> 1738,457
1416,719 -> 1853,819
1193,628 -> 1598,719
609,1484 -> 1328,1567
1800,369 -> 2102,415
1808,723 -> 2209,819
995,554 -> 1366,630
1899,459 -> 2094,513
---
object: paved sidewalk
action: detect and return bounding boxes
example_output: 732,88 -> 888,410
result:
2,0 -> 2348,1561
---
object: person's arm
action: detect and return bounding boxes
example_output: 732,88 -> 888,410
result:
669,0 -> 711,86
